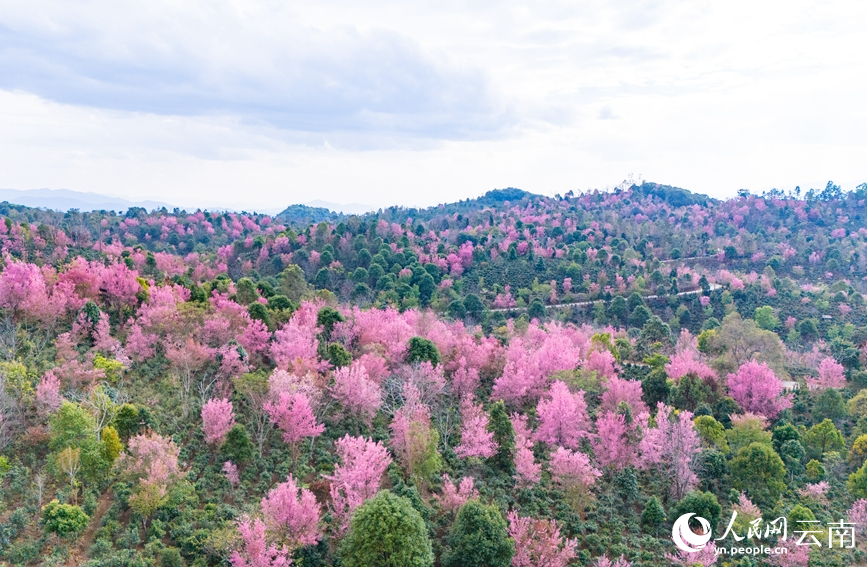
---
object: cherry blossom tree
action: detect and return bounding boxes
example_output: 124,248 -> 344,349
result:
436,474 -> 479,513
508,511 -> 577,567
230,517 -> 290,567
36,370 -> 63,412
223,461 -> 240,486
848,498 -> 867,537
665,542 -> 717,566
807,357 -> 846,389
585,349 -> 617,380
599,377 -> 648,416
116,431 -> 185,526
535,381 -> 590,449
639,404 -> 701,499
550,446 -> 601,511
592,411 -> 638,469
329,362 -> 382,425
324,435 -> 392,533
511,413 -> 541,486
260,475 -> 322,550
454,395 -> 497,459
201,398 -> 235,445
264,392 -> 325,447
726,361 -> 792,419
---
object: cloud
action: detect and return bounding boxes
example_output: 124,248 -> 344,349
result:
0,0 -> 865,208
0,1 -> 512,140
597,105 -> 618,120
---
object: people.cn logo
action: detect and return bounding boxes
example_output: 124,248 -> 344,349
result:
671,513 -> 713,553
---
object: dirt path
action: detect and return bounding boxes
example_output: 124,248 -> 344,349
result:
490,283 -> 721,313
68,491 -> 113,566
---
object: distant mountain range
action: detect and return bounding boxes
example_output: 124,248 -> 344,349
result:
0,188 -> 376,216
0,188 -> 174,213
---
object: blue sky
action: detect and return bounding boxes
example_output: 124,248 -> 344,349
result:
0,0 -> 865,210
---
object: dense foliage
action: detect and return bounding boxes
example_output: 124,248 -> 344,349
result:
1,181 -> 867,566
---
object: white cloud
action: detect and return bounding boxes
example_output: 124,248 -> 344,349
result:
0,0 -> 864,208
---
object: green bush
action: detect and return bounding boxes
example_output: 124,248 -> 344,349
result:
41,500 -> 90,538
339,491 -> 433,567
442,500 -> 514,567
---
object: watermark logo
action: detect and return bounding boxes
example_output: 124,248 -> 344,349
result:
671,513 -> 712,553
670,509 -> 857,557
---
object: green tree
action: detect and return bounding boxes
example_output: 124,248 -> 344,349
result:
407,337 -> 441,366
418,272 -> 435,307
317,306 -> 345,342
788,504 -> 816,526
641,496 -> 666,536
464,294 -> 484,318
220,424 -> 255,463
850,434 -> 867,469
449,299 -> 467,320
848,389 -> 867,419
814,389 -> 847,423
753,306 -> 780,331
848,461 -> 867,498
528,298 -> 546,320
670,374 -> 711,412
730,443 -> 787,510
41,500 -> 89,538
671,491 -> 721,531
442,500 -> 514,567
487,401 -> 515,475
49,401 -> 103,481
694,416 -> 729,453
801,419 -> 845,460
99,425 -> 123,465
112,404 -> 142,439
280,264 -> 308,302
772,423 -> 800,453
235,277 -> 259,305
607,296 -> 629,325
641,367 -> 670,408
629,305 -> 652,329
248,302 -> 272,327
339,491 -> 434,567
327,343 -> 352,368
798,319 -> 819,341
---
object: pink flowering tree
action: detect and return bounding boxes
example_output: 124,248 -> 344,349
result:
264,392 -> 325,454
599,377 -> 648,416
591,411 -> 638,469
639,404 -> 701,499
201,398 -> 235,445
260,475 -> 322,550
508,511 -> 577,567
665,542 -> 718,566
726,361 -> 792,419
535,381 -> 590,449
454,395 -> 497,459
230,517 -> 290,567
511,413 -> 541,486
223,461 -> 240,486
436,475 -> 479,513
35,370 -> 63,412
848,499 -> 867,538
329,362 -> 382,426
807,357 -> 846,389
324,435 -> 392,534
549,446 -> 601,512
116,431 -> 185,527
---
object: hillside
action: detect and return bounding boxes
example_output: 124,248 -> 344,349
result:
1,181 -> 867,566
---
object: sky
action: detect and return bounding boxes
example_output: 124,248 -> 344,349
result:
0,0 -> 865,211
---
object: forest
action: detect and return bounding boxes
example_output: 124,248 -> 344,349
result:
1,180 -> 867,566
